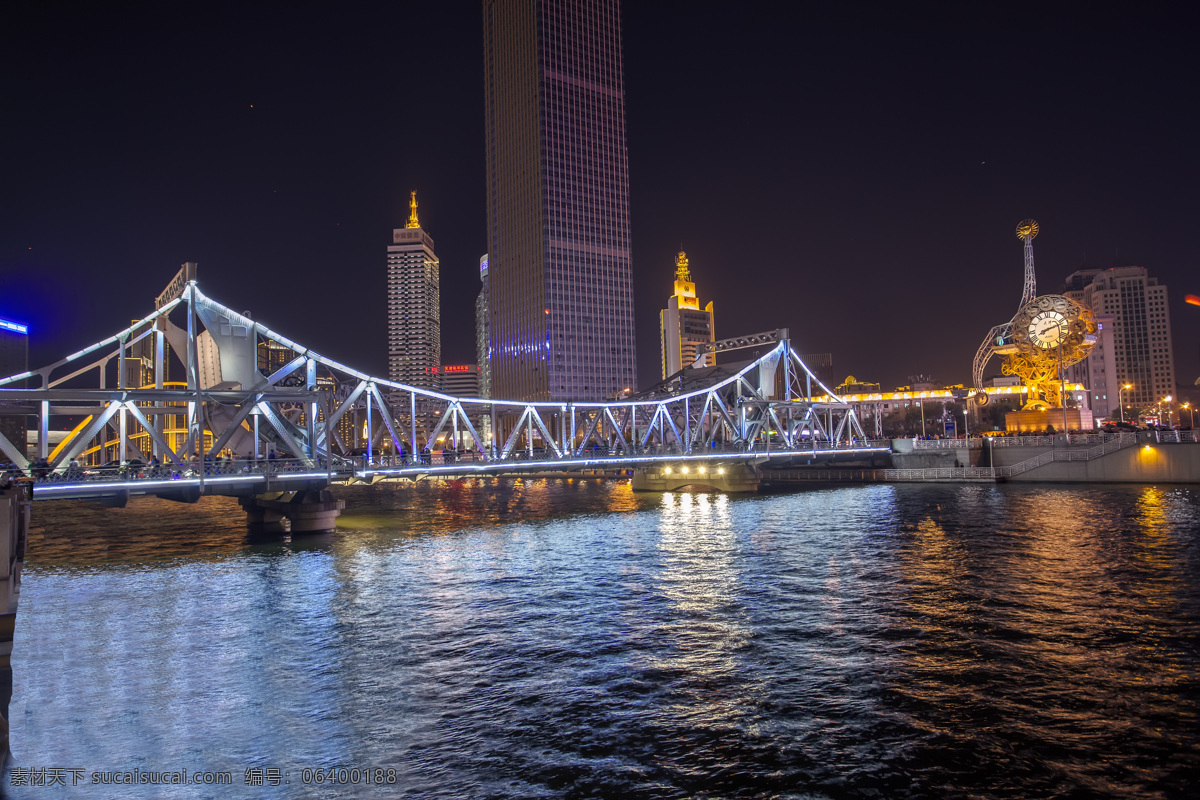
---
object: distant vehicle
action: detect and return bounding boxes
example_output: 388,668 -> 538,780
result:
86,459 -> 148,479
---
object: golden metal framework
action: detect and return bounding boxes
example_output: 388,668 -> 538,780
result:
1003,294 -> 1097,410
674,250 -> 692,283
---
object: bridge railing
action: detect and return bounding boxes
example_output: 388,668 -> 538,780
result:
986,432 -> 1129,447
911,438 -> 977,450
912,432 -> 1170,450
766,467 -> 999,481
8,457 -> 329,486
359,437 -> 887,471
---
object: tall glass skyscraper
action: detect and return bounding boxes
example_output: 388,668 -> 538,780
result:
483,0 -> 636,402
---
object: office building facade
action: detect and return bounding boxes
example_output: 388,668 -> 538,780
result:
1064,266 -> 1176,419
483,0 -> 636,401
1060,311 -> 1118,421
799,353 -> 835,392
387,191 -> 441,391
659,250 -> 714,378
428,364 -> 482,398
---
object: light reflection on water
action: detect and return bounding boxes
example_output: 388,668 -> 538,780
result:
9,480 -> 1200,799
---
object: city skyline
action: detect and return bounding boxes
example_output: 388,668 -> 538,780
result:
2,3 -> 1196,397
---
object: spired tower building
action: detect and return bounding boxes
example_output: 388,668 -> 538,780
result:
659,250 -> 714,379
387,191 -> 441,391
483,0 -> 636,401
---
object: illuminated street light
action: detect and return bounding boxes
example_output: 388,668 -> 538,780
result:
1183,402 -> 1194,428
1119,383 -> 1132,423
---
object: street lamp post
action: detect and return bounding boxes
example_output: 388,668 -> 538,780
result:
1119,383 -> 1132,423
962,407 -> 969,443
1059,344 -> 1068,434
1163,395 -> 1173,428
1183,402 -> 1194,428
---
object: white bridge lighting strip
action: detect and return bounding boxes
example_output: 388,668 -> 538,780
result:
31,472 -> 332,497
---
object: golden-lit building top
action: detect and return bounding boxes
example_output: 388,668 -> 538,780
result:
660,250 -> 715,379
407,190 -> 420,229
671,251 -> 700,311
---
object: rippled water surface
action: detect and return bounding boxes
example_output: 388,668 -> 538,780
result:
10,480 -> 1200,798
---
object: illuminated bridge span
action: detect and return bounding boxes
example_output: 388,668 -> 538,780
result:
0,269 -> 882,508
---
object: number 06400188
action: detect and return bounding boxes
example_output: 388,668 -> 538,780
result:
301,767 -> 397,785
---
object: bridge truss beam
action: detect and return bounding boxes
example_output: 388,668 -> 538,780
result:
0,280 -> 871,476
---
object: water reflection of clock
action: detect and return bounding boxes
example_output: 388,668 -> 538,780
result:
1028,310 -> 1067,349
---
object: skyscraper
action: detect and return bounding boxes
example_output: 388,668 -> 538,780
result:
475,254 -> 491,398
0,316 -> 29,460
659,250 -> 714,378
1064,266 -> 1176,418
483,0 -> 636,401
387,191 -> 441,391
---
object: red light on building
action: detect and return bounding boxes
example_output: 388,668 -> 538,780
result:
443,365 -> 470,373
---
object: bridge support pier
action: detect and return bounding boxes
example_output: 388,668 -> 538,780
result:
239,489 -> 345,534
1,485 -> 30,754
631,462 -> 761,493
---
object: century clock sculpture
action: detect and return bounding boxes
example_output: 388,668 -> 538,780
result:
1003,294 -> 1098,410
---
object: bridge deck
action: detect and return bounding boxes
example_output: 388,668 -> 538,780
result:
13,445 -> 894,501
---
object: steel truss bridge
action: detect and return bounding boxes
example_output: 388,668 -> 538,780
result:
0,274 -> 884,501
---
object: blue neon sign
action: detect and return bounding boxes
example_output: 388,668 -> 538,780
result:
0,318 -> 28,335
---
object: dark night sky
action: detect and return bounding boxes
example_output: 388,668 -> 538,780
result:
2,2 -> 1197,395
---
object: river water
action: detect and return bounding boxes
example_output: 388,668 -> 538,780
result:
8,480 -> 1200,799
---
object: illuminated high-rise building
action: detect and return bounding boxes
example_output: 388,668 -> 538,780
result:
257,338 -> 297,377
799,353 -> 835,391
429,364 -> 482,398
659,251 -> 714,378
483,0 -> 636,401
387,191 -> 441,391
1064,266 -> 1176,418
0,316 -> 29,460
475,254 -> 491,398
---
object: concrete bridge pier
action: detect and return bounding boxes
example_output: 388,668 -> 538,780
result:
1,484 -> 31,753
239,489 -> 345,534
631,462 -> 762,493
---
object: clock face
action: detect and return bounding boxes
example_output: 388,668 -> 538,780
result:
1028,310 -> 1068,349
